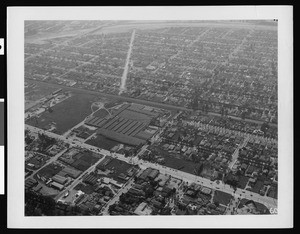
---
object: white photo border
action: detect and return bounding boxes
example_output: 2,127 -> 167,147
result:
7,6 -> 293,228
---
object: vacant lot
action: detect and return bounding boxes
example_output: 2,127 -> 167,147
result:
26,93 -> 103,134
150,145 -> 199,175
162,155 -> 199,175
85,134 -> 120,151
25,82 -> 58,101
36,163 -> 64,179
25,82 -> 59,109
213,190 -> 233,206
105,158 -> 135,182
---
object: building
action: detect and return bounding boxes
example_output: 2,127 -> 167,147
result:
25,178 -> 38,190
58,166 -> 82,179
110,179 -> 123,188
51,181 -> 64,191
148,169 -> 159,180
134,202 -> 152,215
32,183 -> 43,192
83,174 -> 98,185
139,168 -> 153,180
52,174 -> 68,185
201,187 -> 212,195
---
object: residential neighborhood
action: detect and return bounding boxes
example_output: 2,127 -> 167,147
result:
24,20 -> 278,216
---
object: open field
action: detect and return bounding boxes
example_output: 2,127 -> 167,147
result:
28,79 -> 276,127
25,83 -> 58,101
25,82 -> 59,110
26,93 -> 104,134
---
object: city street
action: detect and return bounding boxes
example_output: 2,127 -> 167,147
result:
27,79 -> 277,127
101,177 -> 136,215
25,124 -> 277,210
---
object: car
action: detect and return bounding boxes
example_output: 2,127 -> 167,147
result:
63,191 -> 69,198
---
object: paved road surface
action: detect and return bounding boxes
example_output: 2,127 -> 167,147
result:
54,158 -> 103,201
101,177 -> 136,215
119,30 -> 135,94
27,79 -> 277,127
26,124 -> 277,210
25,147 -> 69,182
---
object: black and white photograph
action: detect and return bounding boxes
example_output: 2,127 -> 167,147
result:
7,6 -> 293,228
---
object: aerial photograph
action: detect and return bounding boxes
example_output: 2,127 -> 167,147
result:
24,20 -> 278,216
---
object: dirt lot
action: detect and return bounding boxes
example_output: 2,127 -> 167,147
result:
26,93 -> 105,134
213,190 -> 233,206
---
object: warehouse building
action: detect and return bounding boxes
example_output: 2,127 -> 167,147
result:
52,174 -> 68,185
51,181 -> 64,191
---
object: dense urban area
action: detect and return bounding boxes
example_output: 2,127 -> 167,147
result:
24,20 -> 278,216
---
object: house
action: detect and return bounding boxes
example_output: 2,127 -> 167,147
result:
175,145 -> 181,151
25,178 -> 38,190
32,184 -> 43,192
134,202 -> 152,215
246,165 -> 255,175
131,188 -> 146,197
241,163 -> 248,171
201,187 -> 212,195
151,199 -> 163,209
163,144 -> 169,150
168,145 -> 175,150
139,168 -> 153,180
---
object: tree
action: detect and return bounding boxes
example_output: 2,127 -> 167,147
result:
214,201 -> 220,207
144,187 -> 154,198
160,207 -> 171,215
149,179 -> 159,188
25,135 -> 34,145
172,188 -> 176,194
